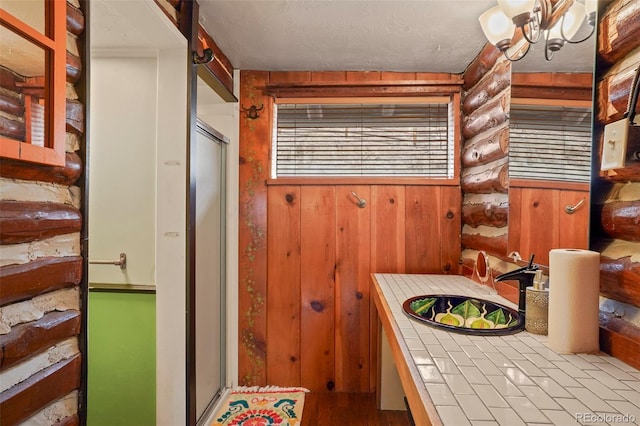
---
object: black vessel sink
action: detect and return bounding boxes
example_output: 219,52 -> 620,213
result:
402,295 -> 524,335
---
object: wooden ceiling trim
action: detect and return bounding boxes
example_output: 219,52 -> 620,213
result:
265,79 -> 463,98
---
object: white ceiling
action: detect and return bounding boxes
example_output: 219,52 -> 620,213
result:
197,0 -> 596,74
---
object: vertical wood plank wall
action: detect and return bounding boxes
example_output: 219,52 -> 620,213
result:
0,1 -> 85,424
592,0 -> 640,369
238,71 -> 462,391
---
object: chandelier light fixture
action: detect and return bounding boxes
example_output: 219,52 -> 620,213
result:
478,0 -> 597,61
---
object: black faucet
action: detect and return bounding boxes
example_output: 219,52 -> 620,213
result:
494,254 -> 539,317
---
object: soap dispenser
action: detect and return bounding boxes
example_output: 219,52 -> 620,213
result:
525,270 -> 549,335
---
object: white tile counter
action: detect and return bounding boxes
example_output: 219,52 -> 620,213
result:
371,274 -> 640,426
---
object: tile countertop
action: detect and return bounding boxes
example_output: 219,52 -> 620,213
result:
371,274 -> 640,426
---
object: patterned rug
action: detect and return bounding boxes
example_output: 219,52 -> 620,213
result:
211,386 -> 309,426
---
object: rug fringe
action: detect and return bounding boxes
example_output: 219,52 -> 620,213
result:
231,385 -> 310,394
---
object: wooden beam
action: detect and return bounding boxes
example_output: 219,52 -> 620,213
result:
0,355 -> 81,426
0,201 -> 82,244
600,256 -> 640,308
0,256 -> 82,306
0,151 -> 82,185
265,80 -> 463,98
597,0 -> 640,65
599,312 -> 640,370
0,310 -> 80,370
196,25 -> 236,102
0,66 -> 25,92
601,201 -> 640,242
462,60 -> 510,115
512,72 -> 593,101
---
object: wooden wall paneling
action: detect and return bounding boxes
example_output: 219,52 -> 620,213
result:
266,186 -> 302,386
405,186 -> 442,273
508,188 -> 523,256
0,355 -> 81,426
335,185 -> 371,392
599,313 -> 640,370
311,72 -> 347,82
345,72 -> 381,82
0,310 -> 80,370
517,188 -> 560,265
558,190 -> 590,250
238,71 -> 271,385
440,186 -> 463,274
300,186 -> 336,391
269,72 -> 312,84
370,186 -> 406,273
0,201 -> 82,244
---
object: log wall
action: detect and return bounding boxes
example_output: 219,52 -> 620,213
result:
592,0 -> 640,370
460,44 -> 511,274
0,1 -> 85,424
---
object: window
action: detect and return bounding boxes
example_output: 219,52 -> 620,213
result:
0,1 -> 66,166
272,98 -> 455,179
509,102 -> 592,183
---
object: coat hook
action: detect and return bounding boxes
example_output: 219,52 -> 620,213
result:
193,48 -> 214,65
241,104 -> 264,119
351,191 -> 366,208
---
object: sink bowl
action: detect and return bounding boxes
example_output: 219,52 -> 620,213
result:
402,295 -> 524,335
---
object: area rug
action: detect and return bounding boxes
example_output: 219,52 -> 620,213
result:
211,386 -> 309,426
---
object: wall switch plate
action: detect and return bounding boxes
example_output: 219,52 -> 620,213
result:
601,119 -> 629,170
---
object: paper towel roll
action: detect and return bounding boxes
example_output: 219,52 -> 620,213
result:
548,249 -> 600,354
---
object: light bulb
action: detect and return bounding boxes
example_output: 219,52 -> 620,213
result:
479,6 -> 516,49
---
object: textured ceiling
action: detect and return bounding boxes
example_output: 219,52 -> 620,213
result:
197,0 -> 596,74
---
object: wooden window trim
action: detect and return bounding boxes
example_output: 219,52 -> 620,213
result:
509,178 -> 590,192
0,0 -> 66,166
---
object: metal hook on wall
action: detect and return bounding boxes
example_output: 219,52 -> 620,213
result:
241,104 -> 264,120
192,48 -> 214,65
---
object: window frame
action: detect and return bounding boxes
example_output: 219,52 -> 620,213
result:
0,0 -> 67,166
267,94 -> 461,186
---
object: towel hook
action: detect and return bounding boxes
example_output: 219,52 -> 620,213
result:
89,252 -> 127,270
351,191 -> 366,208
565,198 -> 585,214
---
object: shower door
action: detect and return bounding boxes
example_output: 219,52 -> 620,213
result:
194,120 -> 228,423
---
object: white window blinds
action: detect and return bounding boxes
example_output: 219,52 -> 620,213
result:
509,104 -> 592,183
272,101 -> 454,178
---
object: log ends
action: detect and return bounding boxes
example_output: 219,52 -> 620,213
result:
0,256 -> 83,307
599,255 -> 640,308
461,228 -> 508,256
0,355 -> 81,426
599,312 -> 640,371
462,60 -> 510,115
66,3 -> 85,36
0,201 -> 82,244
601,200 -> 640,241
597,0 -> 640,65
0,151 -> 83,185
65,100 -> 84,135
0,310 -> 81,370
461,126 -> 509,168
596,48 -> 640,124
462,201 -> 509,228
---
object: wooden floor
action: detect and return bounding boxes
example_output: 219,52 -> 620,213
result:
301,392 -> 413,426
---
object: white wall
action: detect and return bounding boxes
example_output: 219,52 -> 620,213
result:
89,56 -> 157,286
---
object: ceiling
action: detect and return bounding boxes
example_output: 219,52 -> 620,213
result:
197,0 -> 596,74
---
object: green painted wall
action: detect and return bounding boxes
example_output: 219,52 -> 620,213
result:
88,291 -> 156,426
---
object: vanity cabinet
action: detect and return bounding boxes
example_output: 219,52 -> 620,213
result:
508,181 -> 590,266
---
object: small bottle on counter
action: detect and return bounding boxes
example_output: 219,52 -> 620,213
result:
525,270 -> 549,335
